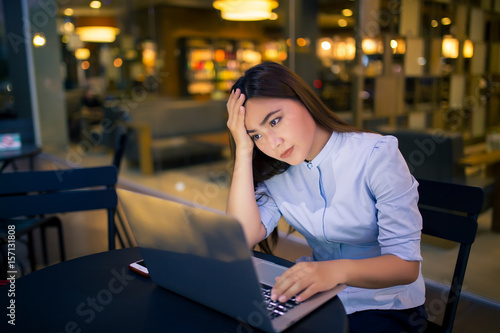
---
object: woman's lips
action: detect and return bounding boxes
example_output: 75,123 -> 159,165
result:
280,146 -> 293,159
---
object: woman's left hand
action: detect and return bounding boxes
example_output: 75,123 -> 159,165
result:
270,261 -> 345,303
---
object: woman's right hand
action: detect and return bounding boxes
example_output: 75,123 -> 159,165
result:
226,89 -> 254,156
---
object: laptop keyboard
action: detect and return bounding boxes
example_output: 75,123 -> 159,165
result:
261,285 -> 301,319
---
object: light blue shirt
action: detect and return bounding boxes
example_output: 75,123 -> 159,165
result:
256,131 -> 425,314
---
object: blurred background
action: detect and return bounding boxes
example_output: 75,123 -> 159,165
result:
1,2 -> 500,329
1,0 -> 499,156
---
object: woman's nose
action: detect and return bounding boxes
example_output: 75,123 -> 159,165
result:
268,134 -> 283,150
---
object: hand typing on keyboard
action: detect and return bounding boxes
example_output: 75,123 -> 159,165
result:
261,285 -> 301,319
270,260 -> 346,304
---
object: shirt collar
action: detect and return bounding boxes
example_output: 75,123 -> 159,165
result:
303,131 -> 339,169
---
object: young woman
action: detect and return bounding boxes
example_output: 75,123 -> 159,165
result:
226,62 -> 427,332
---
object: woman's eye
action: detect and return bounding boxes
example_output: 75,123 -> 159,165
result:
252,134 -> 261,141
270,117 -> 281,127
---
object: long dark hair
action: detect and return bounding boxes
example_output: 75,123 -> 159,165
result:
229,62 -> 364,253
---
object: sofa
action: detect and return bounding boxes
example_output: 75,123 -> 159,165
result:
124,98 -> 229,174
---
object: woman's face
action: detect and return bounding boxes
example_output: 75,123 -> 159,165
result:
244,97 -> 325,165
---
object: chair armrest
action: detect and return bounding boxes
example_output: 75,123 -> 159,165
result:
127,122 -> 154,175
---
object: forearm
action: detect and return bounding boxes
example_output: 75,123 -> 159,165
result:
271,254 -> 420,303
335,254 -> 420,289
227,152 -> 266,248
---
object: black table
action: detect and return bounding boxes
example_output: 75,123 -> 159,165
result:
0,247 -> 348,332
0,144 -> 41,172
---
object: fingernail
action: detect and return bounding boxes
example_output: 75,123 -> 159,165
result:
279,295 -> 287,303
271,292 -> 277,300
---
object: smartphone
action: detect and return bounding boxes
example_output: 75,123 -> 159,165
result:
129,259 -> 150,277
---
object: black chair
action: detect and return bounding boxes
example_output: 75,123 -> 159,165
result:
417,178 -> 484,333
111,125 -> 134,248
0,166 -> 118,279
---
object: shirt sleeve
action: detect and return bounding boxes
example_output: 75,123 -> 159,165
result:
255,181 -> 282,238
366,135 -> 423,261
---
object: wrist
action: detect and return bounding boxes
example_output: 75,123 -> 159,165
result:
235,148 -> 253,162
332,259 -> 351,285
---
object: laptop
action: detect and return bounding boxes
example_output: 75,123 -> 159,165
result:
117,188 -> 346,332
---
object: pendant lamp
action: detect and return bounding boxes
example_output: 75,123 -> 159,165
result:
213,0 -> 278,21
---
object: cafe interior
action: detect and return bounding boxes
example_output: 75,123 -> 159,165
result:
1,0 -> 500,331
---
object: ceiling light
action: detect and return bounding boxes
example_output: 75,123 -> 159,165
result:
75,17 -> 120,43
90,1 -> 102,9
76,26 -> 120,43
213,0 -> 278,21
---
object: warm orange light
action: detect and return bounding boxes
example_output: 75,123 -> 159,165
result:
33,33 -> 46,47
142,41 -> 156,69
442,36 -> 459,58
214,49 -> 226,62
76,26 -> 119,43
75,17 -> 119,43
390,39 -> 406,54
75,48 -> 90,60
297,38 -> 307,47
213,0 -> 278,21
114,58 -> 123,67
362,38 -> 382,55
317,38 -> 332,59
81,61 -> 90,70
463,40 -> 473,58
342,9 -> 353,17
90,1 -> 101,9
441,17 -> 451,25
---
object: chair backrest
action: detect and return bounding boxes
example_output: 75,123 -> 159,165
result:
378,127 -> 466,183
416,178 -> 484,332
112,125 -> 128,171
0,165 -> 118,250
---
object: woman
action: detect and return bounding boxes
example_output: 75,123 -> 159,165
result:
226,62 -> 427,332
